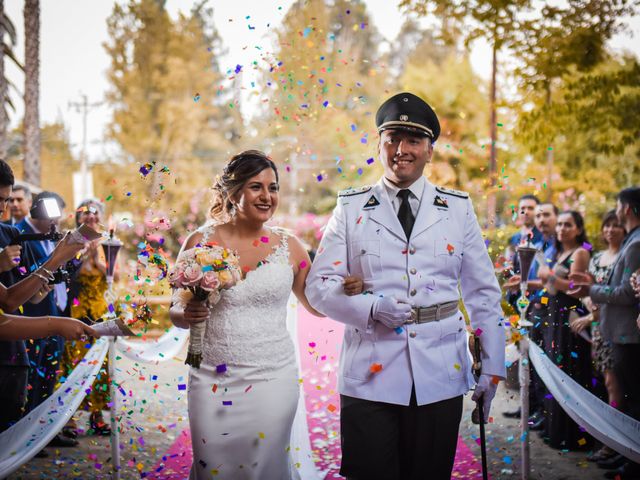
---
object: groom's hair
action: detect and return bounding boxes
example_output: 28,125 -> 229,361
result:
210,150 -> 279,221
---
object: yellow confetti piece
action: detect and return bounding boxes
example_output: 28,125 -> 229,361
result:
258,432 -> 265,439
578,438 -> 586,446
454,363 -> 461,371
540,297 -> 548,305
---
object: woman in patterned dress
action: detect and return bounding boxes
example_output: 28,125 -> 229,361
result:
61,199 -> 113,437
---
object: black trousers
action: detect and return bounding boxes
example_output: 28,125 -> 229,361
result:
612,343 -> 640,421
0,365 -> 28,433
26,336 -> 63,413
339,389 -> 463,480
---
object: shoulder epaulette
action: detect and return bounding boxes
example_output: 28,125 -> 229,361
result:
338,185 -> 372,197
436,186 -> 469,199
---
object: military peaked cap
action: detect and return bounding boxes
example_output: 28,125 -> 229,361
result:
375,92 -> 440,141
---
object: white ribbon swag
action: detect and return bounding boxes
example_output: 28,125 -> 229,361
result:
0,338 -> 109,479
529,342 -> 640,463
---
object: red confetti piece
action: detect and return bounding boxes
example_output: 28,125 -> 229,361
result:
370,363 -> 383,373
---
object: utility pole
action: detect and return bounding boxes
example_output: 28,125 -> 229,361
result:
68,93 -> 102,202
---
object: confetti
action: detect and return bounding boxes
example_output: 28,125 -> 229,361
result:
369,363 -> 383,373
216,364 -> 227,374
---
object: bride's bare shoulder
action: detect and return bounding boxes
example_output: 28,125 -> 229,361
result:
182,231 -> 204,250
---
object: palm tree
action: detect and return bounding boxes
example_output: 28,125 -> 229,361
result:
0,1 -> 22,159
23,0 -> 40,185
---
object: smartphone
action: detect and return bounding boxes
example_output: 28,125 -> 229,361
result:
73,223 -> 103,242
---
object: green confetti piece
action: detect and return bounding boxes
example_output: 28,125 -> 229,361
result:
106,195 -> 113,201
497,123 -> 503,126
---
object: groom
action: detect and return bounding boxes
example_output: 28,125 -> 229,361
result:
305,92 -> 506,479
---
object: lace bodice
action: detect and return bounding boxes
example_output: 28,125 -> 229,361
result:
198,224 -> 296,373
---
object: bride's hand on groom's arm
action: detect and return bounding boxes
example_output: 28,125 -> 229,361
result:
343,276 -> 365,296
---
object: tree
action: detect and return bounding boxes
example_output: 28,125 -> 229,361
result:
103,0 -> 237,253
6,121 -> 78,208
0,2 -> 22,159
514,0 -> 638,198
23,0 -> 40,185
255,0 -> 386,214
400,0 -> 533,226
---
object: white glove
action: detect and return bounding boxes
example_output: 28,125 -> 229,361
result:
472,374 -> 498,420
372,296 -> 412,329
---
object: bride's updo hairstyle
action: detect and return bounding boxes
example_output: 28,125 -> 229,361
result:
209,149 -> 279,222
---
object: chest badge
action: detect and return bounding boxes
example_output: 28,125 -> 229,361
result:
434,195 -> 448,208
363,195 -> 380,209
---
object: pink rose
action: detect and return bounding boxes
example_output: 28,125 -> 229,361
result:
168,266 -> 186,287
182,264 -> 203,287
200,271 -> 221,292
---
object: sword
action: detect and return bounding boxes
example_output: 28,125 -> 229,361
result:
470,334 -> 489,480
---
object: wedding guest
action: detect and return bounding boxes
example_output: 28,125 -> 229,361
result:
18,191 -> 79,447
61,199 -> 112,437
571,187 -> 640,479
0,313 -> 97,341
0,161 -> 83,437
507,194 -> 543,259
6,184 -> 32,226
502,203 -> 558,428
569,210 -> 625,462
538,210 -> 592,450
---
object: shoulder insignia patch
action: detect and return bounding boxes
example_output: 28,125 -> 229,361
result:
436,186 -> 469,199
338,185 -> 372,197
363,195 -> 380,209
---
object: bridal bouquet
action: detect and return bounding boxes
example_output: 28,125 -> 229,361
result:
169,244 -> 242,368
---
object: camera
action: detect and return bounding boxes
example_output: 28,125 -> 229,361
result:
49,267 -> 71,285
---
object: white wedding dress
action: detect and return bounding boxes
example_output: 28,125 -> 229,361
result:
186,225 -> 308,480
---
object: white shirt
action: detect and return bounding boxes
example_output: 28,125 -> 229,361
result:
382,175 -> 425,217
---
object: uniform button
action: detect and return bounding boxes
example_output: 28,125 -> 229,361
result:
409,247 -> 416,255
409,332 -> 417,338
410,268 -> 417,275
410,288 -> 417,296
361,249 -> 366,254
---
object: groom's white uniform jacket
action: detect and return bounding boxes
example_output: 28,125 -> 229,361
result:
305,177 -> 506,406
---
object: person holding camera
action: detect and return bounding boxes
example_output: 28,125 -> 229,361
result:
16,190 -> 80,447
0,162 -> 86,440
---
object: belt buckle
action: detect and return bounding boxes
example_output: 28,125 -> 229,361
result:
406,308 -> 417,324
435,303 -> 442,321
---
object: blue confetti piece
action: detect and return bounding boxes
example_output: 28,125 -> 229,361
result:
394,327 -> 404,334
178,384 -> 186,391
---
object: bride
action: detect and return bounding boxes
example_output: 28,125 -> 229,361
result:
169,150 -> 359,479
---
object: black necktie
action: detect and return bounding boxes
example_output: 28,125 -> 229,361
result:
397,189 -> 415,239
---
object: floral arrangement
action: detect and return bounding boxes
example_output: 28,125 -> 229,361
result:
168,244 -> 242,368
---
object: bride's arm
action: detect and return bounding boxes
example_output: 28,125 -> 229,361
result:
169,231 -> 208,329
289,235 -> 325,317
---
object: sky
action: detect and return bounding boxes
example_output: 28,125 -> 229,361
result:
5,0 -> 640,166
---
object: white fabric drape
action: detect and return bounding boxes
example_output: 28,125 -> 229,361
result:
529,342 -> 640,462
115,326 -> 189,363
0,338 -> 109,479
286,295 -> 324,479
